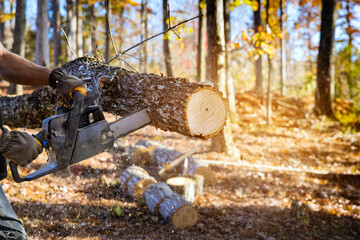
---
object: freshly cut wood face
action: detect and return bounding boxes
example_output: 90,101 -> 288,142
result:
187,89 -> 227,138
167,177 -> 194,186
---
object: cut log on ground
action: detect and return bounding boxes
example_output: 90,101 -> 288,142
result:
144,183 -> 174,215
158,193 -> 198,229
135,140 -> 216,184
127,173 -> 157,200
0,56 -> 227,139
120,166 -> 152,195
166,177 -> 195,202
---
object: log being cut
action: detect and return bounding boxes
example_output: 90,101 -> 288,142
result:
0,56 -> 227,139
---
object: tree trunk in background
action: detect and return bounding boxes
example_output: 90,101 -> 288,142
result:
66,0 -> 77,60
206,0 -> 236,156
163,0 -> 173,77
265,0 -> 271,125
89,4 -> 96,55
76,0 -> 83,57
197,0 -> 206,83
0,0 -> 5,42
315,0 -> 336,117
223,0 -> 237,122
254,0 -> 262,92
10,0 -> 26,95
36,0 -> 50,67
280,0 -> 286,96
105,0 -> 111,62
52,0 -> 62,67
140,0 -> 148,73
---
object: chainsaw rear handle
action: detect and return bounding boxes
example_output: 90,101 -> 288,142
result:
9,89 -> 86,183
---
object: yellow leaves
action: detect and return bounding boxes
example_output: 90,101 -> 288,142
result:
88,0 -> 97,6
0,12 -> 15,23
241,31 -> 248,41
232,42 -> 240,49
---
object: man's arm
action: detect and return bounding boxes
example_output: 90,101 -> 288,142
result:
0,42 -> 51,85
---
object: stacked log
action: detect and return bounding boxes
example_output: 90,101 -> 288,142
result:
132,140 -> 216,185
120,166 -> 157,200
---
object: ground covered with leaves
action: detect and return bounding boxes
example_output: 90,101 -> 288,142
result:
2,91 -> 360,240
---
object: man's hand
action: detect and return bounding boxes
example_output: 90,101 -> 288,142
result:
49,68 -> 87,105
0,128 -> 43,167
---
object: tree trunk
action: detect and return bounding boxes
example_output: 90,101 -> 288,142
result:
0,56 -> 227,139
254,0 -> 262,92
89,4 -> 96,55
76,0 -> 84,57
105,0 -> 110,62
0,0 -> 5,42
197,0 -> 206,83
10,0 -> 26,95
266,0 -> 271,125
36,0 -> 50,68
163,0 -> 173,77
223,0 -> 237,122
206,0 -> 236,156
280,0 -> 286,96
315,0 -> 336,117
140,0 -> 148,73
66,0 -> 77,60
52,0 -> 62,67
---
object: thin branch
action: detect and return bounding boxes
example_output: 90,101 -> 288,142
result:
105,0 -> 118,56
167,4 -> 181,39
59,26 -> 77,59
107,14 -> 202,64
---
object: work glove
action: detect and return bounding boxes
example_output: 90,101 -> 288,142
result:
0,128 -> 43,167
49,68 -> 87,106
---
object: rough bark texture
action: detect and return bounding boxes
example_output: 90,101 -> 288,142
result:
254,0 -> 263,92
126,172 -> 157,200
162,0 -> 173,77
144,183 -> 173,215
0,57 -> 226,139
36,0 -> 50,67
315,0 -> 336,117
52,0 -> 62,67
120,166 -> 150,194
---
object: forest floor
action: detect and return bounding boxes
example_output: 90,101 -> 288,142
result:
1,90 -> 360,240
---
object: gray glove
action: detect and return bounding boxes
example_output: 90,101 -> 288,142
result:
0,128 -> 43,167
49,68 -> 86,105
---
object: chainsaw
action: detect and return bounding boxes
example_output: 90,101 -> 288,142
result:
9,78 -> 151,183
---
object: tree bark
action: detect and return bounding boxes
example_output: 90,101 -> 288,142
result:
254,0 -> 262,92
266,0 -> 271,125
66,0 -> 77,60
140,0 -> 148,73
163,0 -> 174,77
223,0 -> 237,122
315,0 -> 336,117
206,0 -> 236,156
36,0 -> 50,68
280,0 -> 286,96
197,0 -> 206,83
89,4 -> 96,55
10,0 -> 26,95
0,0 -> 5,42
76,0 -> 84,57
52,0 -> 62,67
0,56 -> 227,139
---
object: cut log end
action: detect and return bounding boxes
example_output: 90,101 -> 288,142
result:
187,89 -> 227,138
171,204 -> 198,229
193,166 -> 216,185
132,178 -> 157,200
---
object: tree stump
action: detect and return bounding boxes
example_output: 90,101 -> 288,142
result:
166,177 -> 195,202
158,194 -> 198,229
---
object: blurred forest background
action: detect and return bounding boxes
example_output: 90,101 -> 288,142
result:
1,0 -> 360,239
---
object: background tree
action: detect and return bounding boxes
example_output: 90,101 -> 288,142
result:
0,0 -> 4,42
315,0 -> 336,117
105,0 -> 110,62
254,0 -> 262,92
197,0 -> 206,82
52,0 -> 62,67
163,0 -> 173,77
76,0 -> 84,57
280,0 -> 286,95
140,0 -> 148,73
10,0 -> 26,95
206,0 -> 236,156
66,0 -> 77,60
36,0 -> 50,68
89,3 -> 97,55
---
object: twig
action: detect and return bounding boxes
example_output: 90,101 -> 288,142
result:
96,45 -> 105,62
167,4 -> 181,39
107,14 -> 202,64
59,26 -> 77,59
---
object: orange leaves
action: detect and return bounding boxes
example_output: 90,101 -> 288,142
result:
241,31 -> 248,41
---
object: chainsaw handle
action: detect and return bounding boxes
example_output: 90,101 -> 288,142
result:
10,160 -> 61,183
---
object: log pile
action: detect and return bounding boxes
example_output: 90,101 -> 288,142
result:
0,56 -> 227,140
130,140 -> 216,185
120,166 -> 198,228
